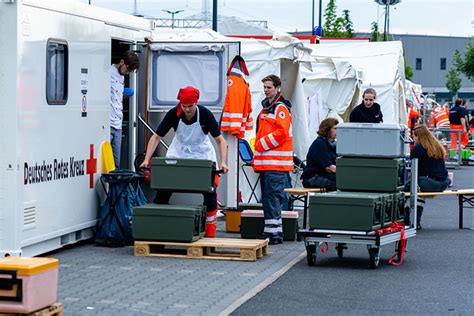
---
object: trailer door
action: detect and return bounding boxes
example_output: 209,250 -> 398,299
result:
136,41 -> 240,209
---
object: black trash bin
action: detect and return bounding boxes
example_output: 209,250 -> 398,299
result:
96,170 -> 147,247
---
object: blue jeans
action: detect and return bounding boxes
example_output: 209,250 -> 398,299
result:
260,171 -> 285,241
405,176 -> 449,192
281,172 -> 292,210
110,127 -> 122,168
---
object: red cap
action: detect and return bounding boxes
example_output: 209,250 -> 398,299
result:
177,86 -> 200,104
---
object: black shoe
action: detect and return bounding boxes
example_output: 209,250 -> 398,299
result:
269,238 -> 283,245
416,223 -> 422,230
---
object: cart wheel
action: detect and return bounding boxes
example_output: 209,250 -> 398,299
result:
336,243 -> 345,259
306,243 -> 317,266
368,247 -> 380,269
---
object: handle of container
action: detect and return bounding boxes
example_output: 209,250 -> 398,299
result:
0,270 -> 23,302
400,133 -> 412,144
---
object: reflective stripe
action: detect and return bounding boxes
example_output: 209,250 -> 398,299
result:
417,198 -> 426,207
264,226 -> 283,233
229,68 -> 246,78
222,112 -> 243,119
260,138 -> 270,151
268,134 -> 280,147
221,121 -> 242,127
253,160 -> 294,166
254,150 -> 293,157
265,219 -> 282,225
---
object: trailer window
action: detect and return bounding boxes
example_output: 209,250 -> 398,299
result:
46,40 -> 68,105
151,50 -> 224,109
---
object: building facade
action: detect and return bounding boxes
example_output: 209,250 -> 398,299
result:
392,34 -> 474,105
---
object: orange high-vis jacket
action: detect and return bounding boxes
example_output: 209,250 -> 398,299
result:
252,101 -> 293,172
220,56 -> 253,138
406,104 -> 420,130
430,104 -> 450,128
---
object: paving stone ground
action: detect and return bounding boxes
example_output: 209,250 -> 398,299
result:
45,217 -> 305,316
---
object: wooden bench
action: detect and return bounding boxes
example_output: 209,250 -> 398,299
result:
405,189 -> 474,229
284,188 -> 324,229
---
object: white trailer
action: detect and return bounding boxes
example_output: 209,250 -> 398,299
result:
0,0 -> 153,256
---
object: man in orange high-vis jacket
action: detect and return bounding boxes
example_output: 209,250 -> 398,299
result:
449,98 -> 469,150
252,75 -> 293,245
429,102 -> 450,129
406,101 -> 420,132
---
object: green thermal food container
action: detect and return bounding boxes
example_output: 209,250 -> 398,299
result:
336,157 -> 406,192
308,191 -> 387,231
132,204 -> 206,242
380,193 -> 394,227
392,191 -> 405,222
240,210 -> 299,241
237,203 -> 263,211
150,158 -> 215,193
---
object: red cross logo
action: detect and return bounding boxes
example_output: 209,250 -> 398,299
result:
86,144 -> 97,189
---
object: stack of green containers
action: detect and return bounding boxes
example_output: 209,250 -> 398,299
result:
132,158 -> 216,242
308,123 -> 407,232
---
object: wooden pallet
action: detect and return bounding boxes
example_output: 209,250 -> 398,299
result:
0,303 -> 63,316
134,238 -> 269,261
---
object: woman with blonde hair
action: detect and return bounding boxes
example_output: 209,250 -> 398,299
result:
406,125 -> 449,229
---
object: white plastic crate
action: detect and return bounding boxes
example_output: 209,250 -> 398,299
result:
337,123 -> 408,158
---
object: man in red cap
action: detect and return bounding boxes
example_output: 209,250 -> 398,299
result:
140,86 -> 228,237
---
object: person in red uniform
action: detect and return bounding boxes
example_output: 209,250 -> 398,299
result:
252,75 -> 293,245
140,86 -> 228,237
449,98 -> 469,150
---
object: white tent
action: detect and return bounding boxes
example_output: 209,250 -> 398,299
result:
296,58 -> 362,157
405,79 -> 423,111
307,41 -> 408,125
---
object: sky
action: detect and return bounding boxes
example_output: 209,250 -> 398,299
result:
76,0 -> 473,37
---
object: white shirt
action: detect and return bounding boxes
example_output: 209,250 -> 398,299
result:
110,64 -> 124,130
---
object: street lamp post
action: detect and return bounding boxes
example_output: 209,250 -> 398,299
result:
374,0 -> 401,41
312,0 -> 323,36
162,9 -> 184,29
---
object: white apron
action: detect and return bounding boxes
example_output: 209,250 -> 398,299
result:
166,107 -> 217,165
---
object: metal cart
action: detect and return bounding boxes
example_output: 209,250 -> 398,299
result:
298,159 -> 420,269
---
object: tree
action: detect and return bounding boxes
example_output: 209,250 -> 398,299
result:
404,55 -> 413,81
453,41 -> 474,80
323,1 -> 355,38
463,41 -> 474,79
342,9 -> 354,38
323,0 -> 337,37
446,67 -> 462,99
370,22 -> 382,42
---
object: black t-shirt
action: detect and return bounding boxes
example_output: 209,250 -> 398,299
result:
411,144 -> 448,179
448,105 -> 468,125
301,136 -> 337,180
349,102 -> 383,123
156,105 -> 221,138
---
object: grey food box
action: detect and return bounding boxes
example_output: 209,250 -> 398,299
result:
132,204 -> 206,242
337,123 -> 408,158
150,158 -> 215,193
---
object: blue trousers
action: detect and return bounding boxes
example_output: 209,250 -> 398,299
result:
260,171 -> 286,241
